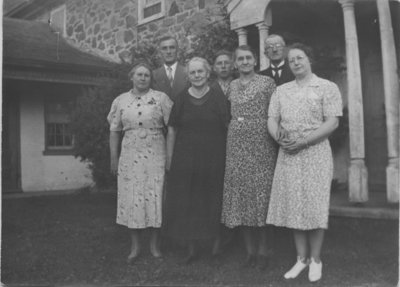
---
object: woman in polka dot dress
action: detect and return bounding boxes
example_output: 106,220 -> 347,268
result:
108,62 -> 173,264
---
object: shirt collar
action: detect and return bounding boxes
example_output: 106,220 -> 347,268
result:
164,62 -> 178,74
271,60 -> 285,69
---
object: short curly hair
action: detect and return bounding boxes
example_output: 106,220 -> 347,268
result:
287,43 -> 315,65
128,61 -> 153,83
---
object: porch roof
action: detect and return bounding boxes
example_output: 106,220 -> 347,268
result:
3,17 -> 118,85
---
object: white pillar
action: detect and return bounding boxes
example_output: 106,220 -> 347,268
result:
339,0 -> 369,202
236,28 -> 248,46
376,0 -> 400,203
256,22 -> 270,71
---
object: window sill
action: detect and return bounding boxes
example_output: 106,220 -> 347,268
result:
43,149 -> 76,156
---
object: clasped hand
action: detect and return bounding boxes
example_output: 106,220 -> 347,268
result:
276,126 -> 307,155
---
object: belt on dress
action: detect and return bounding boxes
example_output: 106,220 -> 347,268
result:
124,128 -> 163,139
232,116 -> 266,122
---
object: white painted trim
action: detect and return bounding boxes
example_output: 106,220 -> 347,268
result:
138,0 -> 165,25
50,4 -> 66,36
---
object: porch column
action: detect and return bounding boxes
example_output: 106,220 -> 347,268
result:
376,0 -> 400,203
236,28 -> 248,46
256,22 -> 270,71
339,0 -> 369,202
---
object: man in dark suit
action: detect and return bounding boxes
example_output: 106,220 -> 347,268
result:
211,50 -> 234,97
259,34 -> 294,86
152,35 -> 188,101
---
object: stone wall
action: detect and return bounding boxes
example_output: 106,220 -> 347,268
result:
50,0 -> 223,63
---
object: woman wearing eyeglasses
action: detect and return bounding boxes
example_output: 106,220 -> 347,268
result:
266,43 -> 342,282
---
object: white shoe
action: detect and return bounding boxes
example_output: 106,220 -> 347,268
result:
308,258 -> 322,282
284,257 -> 309,279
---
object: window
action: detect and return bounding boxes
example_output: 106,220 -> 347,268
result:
138,0 -> 165,25
44,95 -> 75,154
49,4 -> 66,36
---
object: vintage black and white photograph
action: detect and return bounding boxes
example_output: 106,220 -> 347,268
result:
2,0 -> 399,286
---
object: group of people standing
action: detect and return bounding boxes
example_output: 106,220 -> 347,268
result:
107,34 -> 342,283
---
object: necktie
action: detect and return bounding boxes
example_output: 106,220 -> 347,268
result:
271,66 -> 282,83
167,66 -> 174,87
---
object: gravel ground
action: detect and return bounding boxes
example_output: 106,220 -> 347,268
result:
2,192 -> 398,286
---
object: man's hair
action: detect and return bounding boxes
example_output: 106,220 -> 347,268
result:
213,50 -> 233,64
158,35 -> 178,47
265,34 -> 286,46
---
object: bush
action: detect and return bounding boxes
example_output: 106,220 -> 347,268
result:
71,65 -> 131,188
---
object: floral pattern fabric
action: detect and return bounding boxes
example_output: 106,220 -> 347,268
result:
107,89 -> 173,228
221,74 -> 278,228
266,74 -> 343,230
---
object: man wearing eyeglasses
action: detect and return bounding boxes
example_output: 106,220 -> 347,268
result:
259,34 -> 294,86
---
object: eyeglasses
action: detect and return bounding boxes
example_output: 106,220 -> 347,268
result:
265,44 -> 284,50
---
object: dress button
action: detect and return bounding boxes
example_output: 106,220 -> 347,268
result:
139,122 -> 143,126
137,104 -> 141,107
138,112 -> 142,115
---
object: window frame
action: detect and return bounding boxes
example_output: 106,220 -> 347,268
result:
49,4 -> 66,36
138,0 -> 166,25
43,94 -> 76,156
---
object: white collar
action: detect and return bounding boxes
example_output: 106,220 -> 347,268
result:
164,62 -> 178,74
271,60 -> 285,69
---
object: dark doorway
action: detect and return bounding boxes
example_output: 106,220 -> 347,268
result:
2,81 -> 21,192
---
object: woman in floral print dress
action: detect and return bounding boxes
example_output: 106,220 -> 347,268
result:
108,62 -> 173,264
221,45 -> 278,268
266,43 -> 342,282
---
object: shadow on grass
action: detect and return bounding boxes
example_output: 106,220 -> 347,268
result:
2,192 -> 398,286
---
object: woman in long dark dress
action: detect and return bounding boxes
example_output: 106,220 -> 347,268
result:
163,57 -> 230,263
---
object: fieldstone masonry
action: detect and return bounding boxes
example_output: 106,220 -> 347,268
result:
45,0 -> 222,63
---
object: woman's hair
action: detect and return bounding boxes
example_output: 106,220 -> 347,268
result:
186,57 -> 211,74
287,42 -> 315,65
128,61 -> 153,82
233,45 -> 258,62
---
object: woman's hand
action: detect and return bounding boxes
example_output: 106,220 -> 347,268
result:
110,157 -> 119,176
281,138 -> 308,155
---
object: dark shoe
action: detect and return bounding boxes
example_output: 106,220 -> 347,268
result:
257,255 -> 269,270
242,254 -> 257,268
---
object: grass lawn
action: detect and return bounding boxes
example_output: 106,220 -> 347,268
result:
2,192 -> 398,286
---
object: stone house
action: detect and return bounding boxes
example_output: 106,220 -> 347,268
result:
3,0 -> 399,210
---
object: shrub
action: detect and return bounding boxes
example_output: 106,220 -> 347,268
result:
71,65 -> 131,188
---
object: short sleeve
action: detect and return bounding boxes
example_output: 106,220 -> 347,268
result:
268,89 -> 281,117
160,92 -> 174,125
107,97 -> 123,131
323,82 -> 343,117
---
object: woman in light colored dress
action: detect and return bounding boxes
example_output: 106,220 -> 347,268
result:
266,43 -> 342,282
221,45 -> 278,268
108,62 -> 173,264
